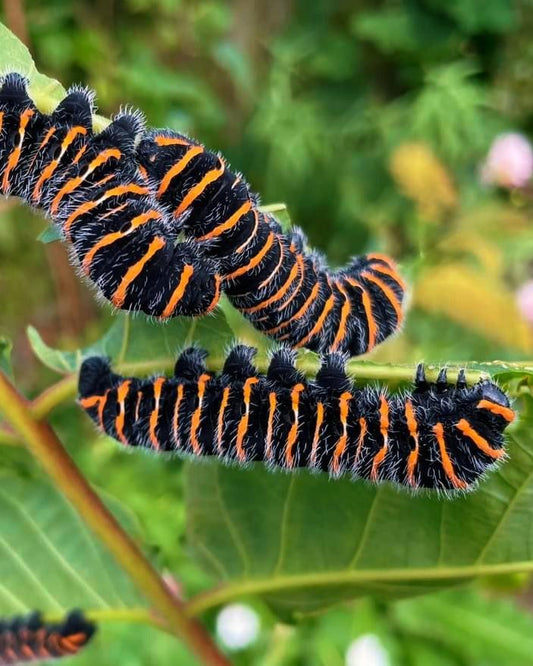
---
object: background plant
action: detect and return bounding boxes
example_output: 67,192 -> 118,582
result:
1,1 -> 533,664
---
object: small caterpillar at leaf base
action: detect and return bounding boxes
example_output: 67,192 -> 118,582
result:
78,347 -> 515,494
0,610 -> 95,664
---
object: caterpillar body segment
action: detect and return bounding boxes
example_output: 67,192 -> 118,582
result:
78,348 -> 514,493
0,73 -> 221,318
137,130 -> 406,355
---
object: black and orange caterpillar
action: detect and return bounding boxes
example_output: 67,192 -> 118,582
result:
0,73 -> 220,318
0,72 -> 405,356
0,610 -> 95,664
136,131 -> 406,355
78,347 -> 514,493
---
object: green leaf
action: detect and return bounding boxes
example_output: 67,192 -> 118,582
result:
37,226 -> 62,244
394,588 -> 533,665
0,337 -> 13,378
185,397 -> 533,618
259,203 -> 292,233
0,21 -> 108,128
28,309 -> 234,374
0,475 -> 144,615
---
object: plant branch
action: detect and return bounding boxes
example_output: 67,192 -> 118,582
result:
184,559 -> 533,618
0,370 -> 230,666
11,356 -> 495,426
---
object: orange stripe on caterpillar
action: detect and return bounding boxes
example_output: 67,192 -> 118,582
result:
216,386 -> 231,455
115,380 -> 131,445
309,401 -> 325,468
331,392 -> 352,475
405,399 -> 420,487
2,108 -> 34,192
157,145 -> 203,197
82,210 -> 162,274
476,399 -> 515,422
196,200 -> 252,241
50,148 -> 122,214
345,277 -> 377,351
265,391 -> 277,462
293,291 -> 336,349
456,418 -> 505,459
371,395 -> 390,480
111,236 -> 166,308
361,270 -> 403,325
285,383 -> 305,468
224,231 -> 275,281
235,377 -> 259,462
149,377 -> 166,449
174,159 -> 226,217
160,264 -> 195,319
32,126 -> 87,201
433,422 -> 468,489
190,374 -> 211,455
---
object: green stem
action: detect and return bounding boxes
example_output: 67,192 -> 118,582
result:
0,370 -> 230,666
13,357 -> 494,427
184,560 -> 533,618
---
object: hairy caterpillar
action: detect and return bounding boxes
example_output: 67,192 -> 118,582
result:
0,72 -> 405,356
78,347 -> 514,493
0,73 -> 221,317
137,131 -> 406,356
0,610 -> 95,664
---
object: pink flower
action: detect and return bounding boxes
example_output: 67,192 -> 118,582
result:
481,133 -> 533,189
517,280 -> 533,325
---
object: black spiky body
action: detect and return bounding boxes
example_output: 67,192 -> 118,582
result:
0,610 -> 95,664
137,131 -> 406,356
0,73 -> 220,318
78,347 -> 514,493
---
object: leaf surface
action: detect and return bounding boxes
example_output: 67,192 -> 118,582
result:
185,397 -> 533,617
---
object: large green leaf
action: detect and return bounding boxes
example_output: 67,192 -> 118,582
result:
0,475 -> 144,615
184,396 -> 533,617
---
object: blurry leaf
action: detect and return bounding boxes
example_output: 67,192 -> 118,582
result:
0,475 -> 144,615
352,8 -> 454,54
259,203 -> 292,233
394,588 -> 533,665
37,226 -> 62,244
28,309 -> 234,374
185,397 -> 533,617
414,263 -> 533,353
438,0 -> 517,34
438,230 -> 503,277
213,42 -> 254,96
411,62 -> 493,163
389,142 -> 457,220
0,337 -> 13,378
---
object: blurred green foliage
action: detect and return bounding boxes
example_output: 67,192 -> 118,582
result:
1,1 -> 533,664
